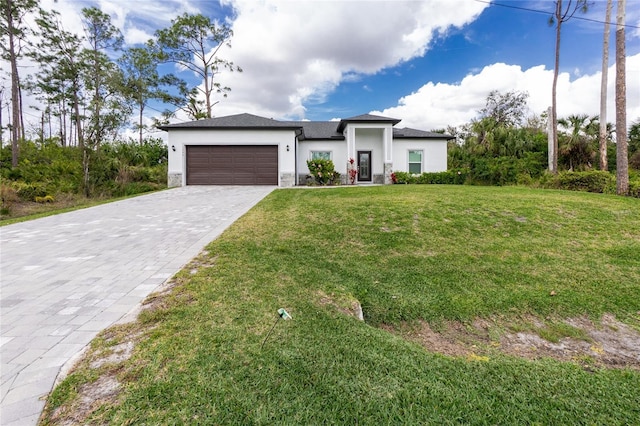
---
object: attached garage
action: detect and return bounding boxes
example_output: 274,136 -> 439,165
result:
186,145 -> 278,185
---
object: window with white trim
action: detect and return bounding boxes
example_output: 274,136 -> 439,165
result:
408,150 -> 423,174
310,151 -> 332,161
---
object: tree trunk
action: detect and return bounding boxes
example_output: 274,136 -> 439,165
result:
204,67 -> 212,118
551,0 -> 562,174
5,0 -> 21,167
60,98 -> 67,146
139,105 -> 144,145
599,0 -> 612,171
0,90 -> 3,144
615,0 -> 628,195
19,84 -> 25,140
72,80 -> 84,149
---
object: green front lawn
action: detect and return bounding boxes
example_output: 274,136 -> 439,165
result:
42,185 -> 640,425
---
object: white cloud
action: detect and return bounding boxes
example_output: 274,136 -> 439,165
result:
213,0 -> 488,119
123,27 -> 153,45
373,53 -> 640,131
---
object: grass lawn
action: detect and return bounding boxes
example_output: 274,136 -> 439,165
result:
41,185 -> 640,425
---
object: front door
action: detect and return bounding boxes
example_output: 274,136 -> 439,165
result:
357,151 -> 372,182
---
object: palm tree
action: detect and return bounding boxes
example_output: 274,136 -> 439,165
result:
558,114 -> 597,171
615,0 -> 628,195
550,0 -> 589,173
599,0 -> 613,171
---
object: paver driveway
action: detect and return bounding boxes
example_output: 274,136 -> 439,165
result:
0,186 -> 274,425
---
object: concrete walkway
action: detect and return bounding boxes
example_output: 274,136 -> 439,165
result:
0,186 -> 274,425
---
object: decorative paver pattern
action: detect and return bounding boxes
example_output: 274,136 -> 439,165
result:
0,186 -> 274,425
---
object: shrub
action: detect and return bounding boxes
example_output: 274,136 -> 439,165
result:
391,171 -> 414,184
35,195 -> 55,203
555,171 -> 614,193
347,158 -> 357,185
306,159 -> 340,185
423,170 -> 468,184
14,182 -> 48,201
538,170 -> 613,193
113,182 -> 162,197
1,184 -> 19,215
392,170 -> 468,185
628,180 -> 640,198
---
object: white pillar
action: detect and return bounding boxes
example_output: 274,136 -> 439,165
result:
384,126 -> 393,163
347,125 -> 356,159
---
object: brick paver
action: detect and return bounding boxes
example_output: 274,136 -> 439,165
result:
0,186 -> 273,425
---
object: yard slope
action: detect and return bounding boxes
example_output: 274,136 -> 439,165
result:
41,186 -> 640,425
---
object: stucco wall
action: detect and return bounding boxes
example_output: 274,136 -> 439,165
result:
392,139 -> 448,173
297,140 -> 348,175
167,128 -> 297,187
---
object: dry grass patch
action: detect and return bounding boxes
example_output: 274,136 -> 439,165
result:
385,313 -> 640,370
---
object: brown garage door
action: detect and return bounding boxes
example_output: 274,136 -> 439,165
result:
186,145 -> 278,185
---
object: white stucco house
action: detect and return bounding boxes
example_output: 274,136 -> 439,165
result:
161,113 -> 451,187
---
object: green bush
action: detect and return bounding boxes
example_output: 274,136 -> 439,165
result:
419,170 -> 467,184
113,182 -> 162,197
628,180 -> 640,198
306,158 -> 340,185
540,171 -> 614,193
14,182 -> 49,201
466,153 -> 545,186
1,138 -> 168,201
391,171 -> 414,184
392,170 -> 468,185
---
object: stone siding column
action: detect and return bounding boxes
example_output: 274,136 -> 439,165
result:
384,163 -> 393,185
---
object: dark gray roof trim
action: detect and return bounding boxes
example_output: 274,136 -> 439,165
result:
158,113 -> 302,130
336,113 -> 401,132
159,112 -> 450,140
393,127 -> 454,139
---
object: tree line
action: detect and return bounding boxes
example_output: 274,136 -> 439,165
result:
1,0 -> 240,171
549,0 -> 630,195
443,90 -> 639,189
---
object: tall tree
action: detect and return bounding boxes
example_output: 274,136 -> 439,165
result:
119,45 -> 183,144
0,86 -> 4,143
32,9 -> 85,148
1,0 -> 37,166
558,114 -> 597,171
479,90 -> 529,128
154,13 -> 242,119
599,0 -> 612,171
80,7 -> 125,150
615,0 -> 628,195
549,0 -> 589,173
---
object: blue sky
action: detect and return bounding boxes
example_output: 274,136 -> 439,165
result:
20,0 -> 640,135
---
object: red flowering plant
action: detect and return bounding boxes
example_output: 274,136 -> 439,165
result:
347,157 -> 358,185
391,172 -> 398,184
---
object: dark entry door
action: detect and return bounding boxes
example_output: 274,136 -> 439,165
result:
357,151 -> 372,182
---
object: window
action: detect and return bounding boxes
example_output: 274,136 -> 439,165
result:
408,150 -> 423,174
311,151 -> 331,161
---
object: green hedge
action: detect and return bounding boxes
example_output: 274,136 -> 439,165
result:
392,168 -> 639,198
538,171 -> 614,193
392,170 -> 468,185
